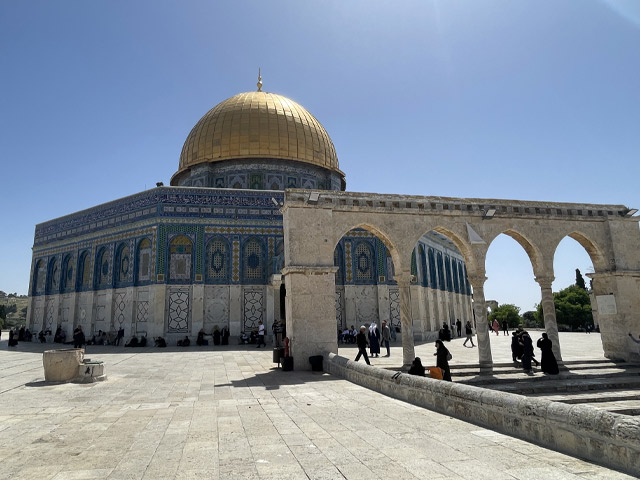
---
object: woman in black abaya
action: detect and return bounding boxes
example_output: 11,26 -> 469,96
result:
537,333 -> 559,375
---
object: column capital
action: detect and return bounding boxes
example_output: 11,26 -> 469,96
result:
535,276 -> 555,289
467,275 -> 487,288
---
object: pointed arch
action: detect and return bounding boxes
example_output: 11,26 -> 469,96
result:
562,231 -> 608,273
168,235 -> 194,283
60,254 -> 73,293
206,236 -> 230,283
46,257 -> 59,294
135,237 -> 153,285
114,242 -> 131,287
242,236 -> 265,283
76,250 -> 91,291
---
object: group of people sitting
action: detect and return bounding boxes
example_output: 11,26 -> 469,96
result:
339,326 -> 359,344
7,326 -> 33,346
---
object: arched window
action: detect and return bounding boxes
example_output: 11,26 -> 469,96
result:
46,257 -> 59,294
436,252 -> 445,291
445,255 -> 453,292
334,243 -> 344,285
136,238 -> 152,284
114,243 -> 131,287
419,245 -> 428,287
452,259 -> 460,293
206,237 -> 229,283
95,247 -> 110,288
428,249 -> 437,288
76,251 -> 91,291
458,263 -> 466,295
354,241 -> 375,283
169,235 -> 193,282
33,259 -> 45,295
60,254 -> 73,293
243,237 -> 264,282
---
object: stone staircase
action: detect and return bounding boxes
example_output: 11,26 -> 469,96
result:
452,359 -> 640,415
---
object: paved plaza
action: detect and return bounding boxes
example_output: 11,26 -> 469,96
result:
0,331 -> 635,480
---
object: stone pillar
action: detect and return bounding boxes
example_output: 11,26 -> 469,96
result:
282,266 -> 338,371
396,274 -> 416,368
469,276 -> 493,373
588,271 -> 640,361
536,276 -> 563,364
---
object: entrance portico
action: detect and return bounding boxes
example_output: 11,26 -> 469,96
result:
283,189 -> 640,371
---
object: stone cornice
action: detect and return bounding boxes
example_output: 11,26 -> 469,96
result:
284,189 -> 634,221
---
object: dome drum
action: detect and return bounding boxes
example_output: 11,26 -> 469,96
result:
172,91 -> 344,190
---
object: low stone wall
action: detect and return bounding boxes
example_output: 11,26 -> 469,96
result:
325,353 -> 640,477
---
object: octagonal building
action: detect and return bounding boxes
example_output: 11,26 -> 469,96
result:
27,82 -> 473,344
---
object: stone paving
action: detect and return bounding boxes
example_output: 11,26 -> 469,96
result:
0,331 -> 635,479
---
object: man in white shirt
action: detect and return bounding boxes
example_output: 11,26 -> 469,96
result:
256,321 -> 266,348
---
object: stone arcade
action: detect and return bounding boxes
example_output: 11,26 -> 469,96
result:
283,190 -> 640,369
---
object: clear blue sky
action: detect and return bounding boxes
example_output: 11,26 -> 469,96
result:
1,1 -> 639,312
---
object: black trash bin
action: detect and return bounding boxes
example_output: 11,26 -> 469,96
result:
282,356 -> 294,371
309,355 -> 323,372
273,347 -> 285,364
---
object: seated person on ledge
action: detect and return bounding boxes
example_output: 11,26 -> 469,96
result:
408,357 -> 426,376
125,336 -> 139,347
177,336 -> 190,347
154,337 -> 167,348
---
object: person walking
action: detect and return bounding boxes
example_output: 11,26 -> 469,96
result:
354,326 -> 370,365
256,320 -> 266,348
381,320 -> 391,357
537,333 -> 559,375
434,340 -> 452,381
455,319 -> 462,338
491,319 -> 500,336
462,321 -> 475,347
368,322 -> 381,358
502,320 -> 509,336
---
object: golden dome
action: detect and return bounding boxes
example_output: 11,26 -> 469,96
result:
173,91 -> 342,183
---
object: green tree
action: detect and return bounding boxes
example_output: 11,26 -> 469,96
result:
0,304 -> 5,320
522,310 -> 540,328
488,304 -> 522,327
575,268 -> 587,290
535,284 -> 592,330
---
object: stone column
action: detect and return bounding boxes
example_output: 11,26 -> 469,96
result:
469,275 -> 493,373
282,266 -> 338,371
536,276 -> 563,364
396,274 -> 416,368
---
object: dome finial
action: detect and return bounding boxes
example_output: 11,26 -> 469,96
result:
257,68 -> 263,92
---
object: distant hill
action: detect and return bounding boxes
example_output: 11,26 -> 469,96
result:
0,294 -> 29,328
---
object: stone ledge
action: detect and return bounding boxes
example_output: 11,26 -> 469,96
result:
325,352 -> 640,477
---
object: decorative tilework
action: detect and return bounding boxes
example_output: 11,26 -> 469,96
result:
137,301 -> 149,323
113,292 -> 126,326
335,289 -> 343,328
206,238 -> 229,282
168,288 -> 190,332
243,288 -> 263,332
354,242 -> 374,282
345,241 -> 352,283
232,237 -> 240,282
45,298 -> 54,331
243,238 -> 263,281
389,288 -> 400,328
